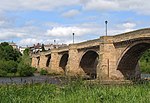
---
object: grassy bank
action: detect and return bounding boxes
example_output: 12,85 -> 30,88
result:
0,81 -> 150,103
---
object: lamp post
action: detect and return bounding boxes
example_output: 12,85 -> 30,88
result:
54,40 -> 56,45
105,21 -> 108,36
54,40 -> 56,48
73,33 -> 75,44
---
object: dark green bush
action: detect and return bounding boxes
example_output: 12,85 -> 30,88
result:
40,69 -> 48,75
140,49 -> 150,73
0,69 -> 7,77
0,60 -> 18,73
17,63 -> 35,77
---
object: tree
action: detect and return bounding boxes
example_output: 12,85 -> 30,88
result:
0,42 -> 21,61
23,48 -> 30,56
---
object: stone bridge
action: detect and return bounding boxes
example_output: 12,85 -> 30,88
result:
31,28 -> 150,80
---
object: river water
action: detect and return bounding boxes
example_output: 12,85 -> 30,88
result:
0,75 -> 63,85
141,74 -> 150,79
0,73 -> 149,85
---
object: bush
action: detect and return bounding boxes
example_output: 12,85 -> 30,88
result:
0,69 -> 7,77
40,69 -> 48,75
0,60 -> 18,73
17,63 -> 35,77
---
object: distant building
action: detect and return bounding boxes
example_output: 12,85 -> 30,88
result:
19,46 -> 27,54
29,43 -> 67,54
44,44 -> 54,50
9,42 -> 18,49
29,43 -> 42,54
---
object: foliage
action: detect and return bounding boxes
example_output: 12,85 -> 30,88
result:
0,81 -> 150,103
140,49 -> 150,73
17,63 -> 35,77
23,48 -> 30,56
0,42 -> 36,77
0,42 -> 21,61
40,69 -> 48,75
0,69 -> 7,77
0,60 -> 18,73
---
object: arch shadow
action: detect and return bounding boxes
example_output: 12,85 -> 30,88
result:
46,55 -> 51,67
59,53 -> 69,72
117,42 -> 150,80
80,50 -> 99,79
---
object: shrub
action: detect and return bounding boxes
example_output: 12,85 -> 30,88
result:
40,69 -> 48,75
17,63 -> 35,77
0,69 -> 7,77
0,60 -> 18,73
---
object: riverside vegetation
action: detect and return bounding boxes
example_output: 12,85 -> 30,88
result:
140,49 -> 150,73
0,42 -> 36,77
0,80 -> 150,103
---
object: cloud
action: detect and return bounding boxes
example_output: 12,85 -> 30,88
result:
0,0 -> 149,15
17,38 -> 43,46
46,26 -> 99,37
82,0 -> 119,11
0,29 -> 26,40
62,9 -> 80,18
0,0 -> 80,11
81,0 -> 150,15
109,22 -> 137,35
122,22 -> 136,29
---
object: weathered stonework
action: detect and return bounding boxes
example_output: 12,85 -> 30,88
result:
31,28 -> 150,80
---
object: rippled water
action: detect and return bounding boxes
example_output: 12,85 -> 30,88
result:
141,74 -> 150,79
0,73 -> 149,85
0,74 -> 63,85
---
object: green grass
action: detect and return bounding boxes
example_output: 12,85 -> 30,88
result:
0,81 -> 150,103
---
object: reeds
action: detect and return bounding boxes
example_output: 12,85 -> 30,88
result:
0,80 -> 150,103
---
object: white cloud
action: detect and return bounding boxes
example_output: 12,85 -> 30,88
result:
0,0 -> 149,15
62,9 -> 80,18
0,0 -> 80,11
122,22 -> 136,29
108,22 -> 137,35
81,0 -> 150,15
83,0 -> 119,11
46,26 -> 99,37
17,38 -> 43,46
0,29 -> 26,40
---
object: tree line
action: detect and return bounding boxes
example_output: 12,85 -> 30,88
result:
0,42 -> 36,77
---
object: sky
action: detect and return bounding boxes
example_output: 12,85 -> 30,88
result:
0,0 -> 150,47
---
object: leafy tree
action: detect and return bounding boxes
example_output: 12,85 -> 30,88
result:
20,48 -> 31,65
23,48 -> 30,56
0,42 -> 21,61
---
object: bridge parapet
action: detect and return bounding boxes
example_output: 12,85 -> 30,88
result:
56,46 -> 69,53
113,28 -> 150,43
32,54 -> 40,58
76,38 -> 100,49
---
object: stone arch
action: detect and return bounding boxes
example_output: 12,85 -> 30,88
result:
59,53 -> 69,72
117,41 -> 150,79
79,50 -> 99,79
46,55 -> 51,67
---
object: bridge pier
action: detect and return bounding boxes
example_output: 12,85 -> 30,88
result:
38,53 -> 47,70
50,49 -> 63,74
31,56 -> 40,68
67,44 -> 84,76
98,36 -> 124,80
